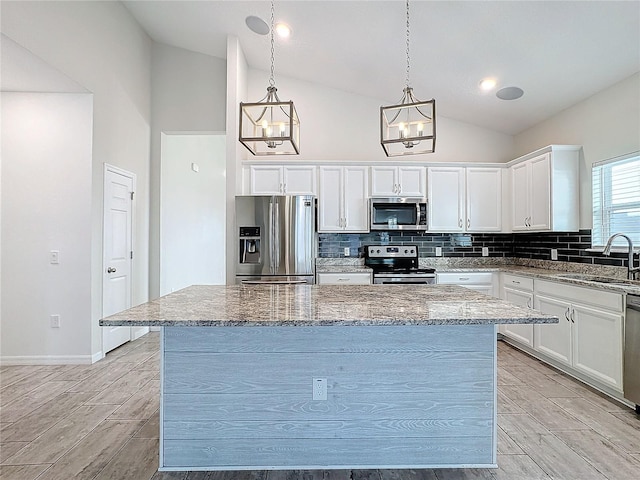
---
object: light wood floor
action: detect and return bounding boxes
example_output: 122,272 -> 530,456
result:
1,332 -> 639,480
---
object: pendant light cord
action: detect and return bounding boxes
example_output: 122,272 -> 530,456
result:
405,0 -> 410,89
269,0 -> 276,88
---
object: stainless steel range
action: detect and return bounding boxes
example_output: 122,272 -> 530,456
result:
364,244 -> 436,284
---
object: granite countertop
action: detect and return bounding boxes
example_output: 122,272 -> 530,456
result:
316,258 -> 640,295
100,284 -> 557,327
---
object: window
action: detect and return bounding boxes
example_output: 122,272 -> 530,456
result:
592,152 -> 640,248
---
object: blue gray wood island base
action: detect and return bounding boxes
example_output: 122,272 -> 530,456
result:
100,284 -> 557,472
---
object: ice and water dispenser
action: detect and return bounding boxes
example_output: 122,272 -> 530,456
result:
239,226 -> 261,264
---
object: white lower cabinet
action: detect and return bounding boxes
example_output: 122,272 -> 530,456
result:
500,274 -> 534,347
436,272 -> 496,297
533,280 -> 623,393
317,272 -> 372,285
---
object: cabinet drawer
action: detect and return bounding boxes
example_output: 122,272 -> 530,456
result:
536,279 -> 623,312
502,273 -> 534,291
317,272 -> 372,285
437,272 -> 494,285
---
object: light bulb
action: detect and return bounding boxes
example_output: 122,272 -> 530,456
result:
399,122 -> 405,139
261,120 -> 269,137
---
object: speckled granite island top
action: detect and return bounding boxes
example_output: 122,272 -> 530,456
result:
100,284 -> 557,327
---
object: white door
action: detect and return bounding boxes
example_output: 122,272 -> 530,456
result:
428,167 -> 465,232
283,166 -> 317,195
534,294 -> 572,366
102,165 -> 134,354
466,168 -> 502,232
343,166 -> 369,232
528,154 -> 551,230
370,166 -> 398,196
502,287 -> 534,347
250,165 -> 283,194
318,166 -> 344,232
510,162 -> 530,231
397,166 -> 426,197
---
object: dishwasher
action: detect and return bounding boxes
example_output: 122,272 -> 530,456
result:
624,293 -> 640,412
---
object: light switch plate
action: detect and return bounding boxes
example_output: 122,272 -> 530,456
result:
435,247 -> 443,257
482,247 -> 489,257
50,250 -> 59,264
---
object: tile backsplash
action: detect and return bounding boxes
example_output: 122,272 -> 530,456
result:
318,229 -> 631,268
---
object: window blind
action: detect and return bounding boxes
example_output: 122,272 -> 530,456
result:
592,152 -> 640,248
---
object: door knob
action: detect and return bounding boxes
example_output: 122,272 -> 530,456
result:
107,267 -> 117,273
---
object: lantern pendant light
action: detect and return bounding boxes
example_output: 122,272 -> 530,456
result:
239,1 -> 300,156
380,0 -> 436,156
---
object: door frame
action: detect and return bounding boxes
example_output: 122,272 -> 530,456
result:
102,163 -> 138,355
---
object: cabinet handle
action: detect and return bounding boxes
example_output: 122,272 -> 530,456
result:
570,308 -> 575,323
397,184 -> 402,194
512,280 -> 521,284
467,218 -> 470,229
283,183 -> 287,193
565,307 -> 571,322
459,277 -> 470,281
459,219 -> 463,228
526,298 -> 531,308
337,278 -> 349,282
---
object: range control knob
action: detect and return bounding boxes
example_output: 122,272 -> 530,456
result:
404,249 -> 409,253
376,249 -> 381,253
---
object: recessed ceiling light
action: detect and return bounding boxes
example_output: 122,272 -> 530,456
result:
275,22 -> 292,38
245,15 -> 269,35
496,86 -> 524,100
479,78 -> 497,91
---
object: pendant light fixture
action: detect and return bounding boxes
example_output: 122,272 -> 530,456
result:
380,0 -> 436,156
239,1 -> 300,155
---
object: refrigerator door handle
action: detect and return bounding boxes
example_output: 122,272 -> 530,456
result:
274,200 -> 281,273
269,200 -> 275,274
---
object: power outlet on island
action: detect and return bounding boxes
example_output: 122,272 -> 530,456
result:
312,378 -> 327,401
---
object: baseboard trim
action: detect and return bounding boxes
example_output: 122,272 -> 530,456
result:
0,354 -> 95,366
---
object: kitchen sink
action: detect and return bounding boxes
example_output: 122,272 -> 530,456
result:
554,273 -> 639,286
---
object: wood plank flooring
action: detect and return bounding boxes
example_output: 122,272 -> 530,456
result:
1,333 -> 639,480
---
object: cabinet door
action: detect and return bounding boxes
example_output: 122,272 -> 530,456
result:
343,166 -> 369,232
528,154 -> 551,230
250,166 -> 283,195
466,168 -> 502,232
534,294 -> 572,367
428,167 -> 465,232
317,272 -> 372,285
397,166 -> 426,197
510,162 -> 529,231
318,167 -> 343,232
502,287 -> 534,347
572,304 -> 623,392
283,166 -> 316,195
370,166 -> 398,196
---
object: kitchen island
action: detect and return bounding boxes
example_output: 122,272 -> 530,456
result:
101,284 -> 557,472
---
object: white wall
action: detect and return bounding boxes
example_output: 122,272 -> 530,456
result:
1,93 -> 93,362
160,134 -> 227,295
514,72 -> 640,228
246,69 -> 515,164
1,1 -> 152,359
150,43 -> 227,297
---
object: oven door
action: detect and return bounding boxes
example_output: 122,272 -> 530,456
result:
370,198 -> 427,231
373,274 -> 436,285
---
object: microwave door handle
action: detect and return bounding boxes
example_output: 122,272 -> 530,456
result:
416,203 -> 421,226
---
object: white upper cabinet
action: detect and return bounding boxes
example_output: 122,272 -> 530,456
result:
509,146 -> 580,232
318,166 -> 369,233
249,165 -> 316,195
428,166 -> 502,232
370,166 -> 426,197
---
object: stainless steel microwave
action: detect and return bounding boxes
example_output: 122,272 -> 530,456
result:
370,197 -> 428,231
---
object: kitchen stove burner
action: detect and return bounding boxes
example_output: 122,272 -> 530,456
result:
364,244 -> 436,285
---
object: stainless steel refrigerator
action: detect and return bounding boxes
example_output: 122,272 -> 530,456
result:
235,195 -> 316,284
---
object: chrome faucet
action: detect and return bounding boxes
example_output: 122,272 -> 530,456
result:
603,233 -> 640,280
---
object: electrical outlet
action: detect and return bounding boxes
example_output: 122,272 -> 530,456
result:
344,247 -> 350,257
551,249 -> 558,261
50,250 -> 60,264
312,378 -> 327,401
435,247 -> 443,257
482,246 -> 489,257
50,314 -> 61,328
